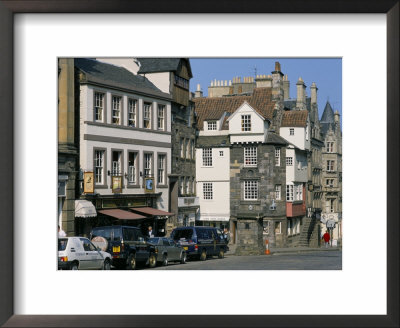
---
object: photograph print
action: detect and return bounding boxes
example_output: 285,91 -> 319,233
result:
58,57 -> 342,271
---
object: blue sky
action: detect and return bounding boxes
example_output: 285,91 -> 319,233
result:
189,58 -> 342,121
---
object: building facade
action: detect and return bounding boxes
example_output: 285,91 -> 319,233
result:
75,58 -> 173,237
137,58 -> 199,234
58,58 -> 79,236
320,101 -> 343,245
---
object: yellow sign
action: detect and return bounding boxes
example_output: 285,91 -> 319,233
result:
144,177 -> 155,193
112,176 -> 122,193
83,172 -> 94,193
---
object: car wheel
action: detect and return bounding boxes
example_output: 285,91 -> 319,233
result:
218,249 -> 224,259
180,252 -> 187,264
200,249 -> 207,261
162,254 -> 168,266
103,259 -> 111,270
127,253 -> 136,270
71,262 -> 79,270
148,253 -> 157,268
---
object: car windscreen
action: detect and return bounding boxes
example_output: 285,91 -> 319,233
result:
91,228 -> 112,241
148,238 -> 159,245
171,229 -> 193,241
58,238 -> 68,251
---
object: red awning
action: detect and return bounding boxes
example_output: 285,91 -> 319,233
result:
130,207 -> 174,216
98,209 -> 146,220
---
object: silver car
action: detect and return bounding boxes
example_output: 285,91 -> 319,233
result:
148,237 -> 187,266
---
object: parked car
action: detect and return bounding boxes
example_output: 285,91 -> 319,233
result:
90,225 -> 157,270
58,237 -> 112,270
170,226 -> 229,261
147,237 -> 187,266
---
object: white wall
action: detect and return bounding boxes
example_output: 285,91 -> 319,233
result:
280,126 -> 310,150
228,102 -> 266,143
96,58 -> 140,75
196,147 -> 230,181
140,72 -> 171,94
197,181 -> 230,221
285,147 -> 308,184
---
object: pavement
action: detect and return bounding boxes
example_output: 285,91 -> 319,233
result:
225,244 -> 341,256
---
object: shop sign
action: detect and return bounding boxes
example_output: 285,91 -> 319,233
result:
144,177 -> 155,193
83,172 -> 94,194
112,176 -> 122,193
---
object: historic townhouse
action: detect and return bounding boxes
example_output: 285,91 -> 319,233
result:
194,86 -> 288,253
137,59 -> 199,233
75,58 -> 173,237
320,101 -> 342,245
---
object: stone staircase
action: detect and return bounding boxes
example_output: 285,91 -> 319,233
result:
299,216 -> 319,247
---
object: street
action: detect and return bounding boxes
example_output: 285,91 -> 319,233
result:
146,250 -> 342,270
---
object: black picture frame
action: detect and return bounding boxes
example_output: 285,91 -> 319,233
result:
0,1 -> 398,327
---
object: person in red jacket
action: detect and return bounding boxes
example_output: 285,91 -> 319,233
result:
323,231 -> 330,247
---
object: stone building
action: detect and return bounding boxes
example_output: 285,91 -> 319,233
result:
58,58 -> 79,236
320,101 -> 342,245
194,87 -> 288,253
75,58 -> 173,237
137,58 -> 199,234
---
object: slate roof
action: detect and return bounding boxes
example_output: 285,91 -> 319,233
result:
284,97 -> 311,110
281,110 -> 308,127
320,101 -> 335,122
194,87 -> 276,130
137,58 -> 193,78
75,58 -> 171,99
196,135 -> 230,148
321,122 -> 335,136
266,133 -> 289,145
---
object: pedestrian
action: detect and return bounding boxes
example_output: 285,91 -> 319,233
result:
148,226 -> 154,238
323,230 -> 330,248
223,228 -> 230,243
58,225 -> 66,237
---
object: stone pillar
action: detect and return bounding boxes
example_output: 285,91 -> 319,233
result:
235,218 -> 264,255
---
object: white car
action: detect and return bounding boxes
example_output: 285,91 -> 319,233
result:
58,237 -> 112,270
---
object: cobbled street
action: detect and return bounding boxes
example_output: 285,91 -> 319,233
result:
146,250 -> 342,270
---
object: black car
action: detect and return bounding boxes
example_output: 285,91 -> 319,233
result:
170,226 -> 229,260
90,225 -> 156,270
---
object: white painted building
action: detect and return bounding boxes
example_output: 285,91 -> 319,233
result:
75,58 -> 173,236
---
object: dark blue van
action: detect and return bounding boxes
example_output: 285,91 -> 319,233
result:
170,226 -> 229,260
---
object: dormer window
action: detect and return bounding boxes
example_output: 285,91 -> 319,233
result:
207,121 -> 217,130
241,115 -> 251,131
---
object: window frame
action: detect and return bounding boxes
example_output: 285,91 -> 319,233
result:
144,152 -> 153,178
275,185 -> 281,200
275,147 -> 281,166
289,128 -> 294,136
241,114 -> 252,132
286,157 -> 293,166
202,148 -> 213,167
244,146 -> 257,167
94,92 -> 105,122
157,153 -> 167,186
128,98 -> 137,128
94,149 -> 105,185
244,180 -> 259,200
286,184 -> 294,201
143,102 -> 152,129
203,182 -> 213,200
157,104 -> 165,130
111,95 -> 122,125
127,151 -> 138,186
207,121 -> 217,131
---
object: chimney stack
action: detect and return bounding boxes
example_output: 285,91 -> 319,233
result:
310,82 -> 318,105
271,61 -> 284,101
296,77 -> 306,110
195,84 -> 203,98
283,74 -> 290,100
